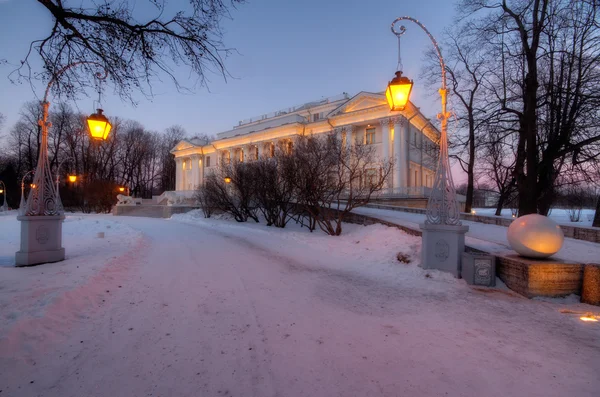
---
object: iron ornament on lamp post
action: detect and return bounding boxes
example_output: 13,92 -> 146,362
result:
387,16 -> 468,277
15,62 -> 112,267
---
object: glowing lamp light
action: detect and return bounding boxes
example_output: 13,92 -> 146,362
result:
31,183 -> 37,189
0,189 -> 3,194
580,315 -> 598,322
68,175 -> 77,183
471,210 -> 476,215
118,187 -> 125,192
224,177 -> 232,184
87,109 -> 112,140
385,71 -> 413,111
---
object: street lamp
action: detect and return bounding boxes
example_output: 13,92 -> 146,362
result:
388,16 -> 468,276
68,175 -> 77,183
87,109 -> 112,140
0,181 -> 7,212
224,177 -> 232,184
16,61 -> 110,267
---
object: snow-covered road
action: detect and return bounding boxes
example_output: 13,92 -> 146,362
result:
1,213 -> 599,397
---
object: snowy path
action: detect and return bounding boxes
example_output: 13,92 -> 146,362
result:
1,213 -> 599,397
352,207 -> 600,264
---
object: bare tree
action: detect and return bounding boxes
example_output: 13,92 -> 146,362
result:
293,134 -> 393,236
12,0 -> 244,100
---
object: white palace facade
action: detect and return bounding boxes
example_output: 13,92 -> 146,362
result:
170,91 -> 440,200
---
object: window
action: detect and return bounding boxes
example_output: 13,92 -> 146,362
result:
237,148 -> 244,162
252,145 -> 259,160
221,151 -> 230,165
205,155 -> 211,167
268,142 -> 275,158
414,170 -> 418,186
365,127 -> 376,145
312,113 -> 320,122
365,168 -> 379,187
286,140 -> 293,155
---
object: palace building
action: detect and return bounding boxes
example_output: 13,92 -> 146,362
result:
170,91 -> 441,204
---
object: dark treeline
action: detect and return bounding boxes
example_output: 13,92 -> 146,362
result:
0,102 -> 186,212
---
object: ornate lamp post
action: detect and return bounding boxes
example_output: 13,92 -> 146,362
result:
15,62 -> 111,267
0,181 -> 7,212
387,17 -> 468,277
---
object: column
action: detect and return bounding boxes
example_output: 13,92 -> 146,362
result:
392,116 -> 405,190
257,142 -> 263,159
190,154 -> 200,189
345,125 -> 354,151
380,118 -> 390,162
175,158 -> 182,191
199,155 -> 205,186
402,121 -> 410,187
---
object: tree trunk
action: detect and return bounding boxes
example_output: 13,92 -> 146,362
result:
593,196 -> 600,228
464,121 -> 476,213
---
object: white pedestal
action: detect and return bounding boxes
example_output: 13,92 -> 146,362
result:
15,215 -> 66,266
420,223 -> 469,278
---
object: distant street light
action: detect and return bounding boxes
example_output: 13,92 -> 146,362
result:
55,157 -> 75,213
68,175 -> 77,183
0,180 -> 7,212
224,177 -> 232,184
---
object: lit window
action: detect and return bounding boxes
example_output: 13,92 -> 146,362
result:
238,148 -> 244,162
286,141 -> 293,155
269,143 -> 274,158
206,156 -> 211,167
365,128 -> 376,145
253,145 -> 259,160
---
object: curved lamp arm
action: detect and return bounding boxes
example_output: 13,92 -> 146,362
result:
42,62 -> 108,104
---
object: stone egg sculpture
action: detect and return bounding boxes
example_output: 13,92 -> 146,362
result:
507,214 -> 564,259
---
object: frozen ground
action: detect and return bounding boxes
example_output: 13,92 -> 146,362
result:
0,211 -> 599,397
353,207 -> 600,263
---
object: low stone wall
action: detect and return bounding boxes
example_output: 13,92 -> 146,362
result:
343,209 -> 588,298
495,254 -> 584,298
362,203 -> 600,244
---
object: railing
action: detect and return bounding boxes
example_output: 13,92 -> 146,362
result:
236,93 -> 350,127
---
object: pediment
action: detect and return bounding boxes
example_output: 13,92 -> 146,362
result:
327,92 -> 387,117
171,140 -> 197,153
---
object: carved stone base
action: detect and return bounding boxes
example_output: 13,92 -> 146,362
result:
420,223 -> 469,278
15,215 -> 66,267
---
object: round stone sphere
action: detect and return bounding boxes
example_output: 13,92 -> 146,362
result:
507,214 -> 564,258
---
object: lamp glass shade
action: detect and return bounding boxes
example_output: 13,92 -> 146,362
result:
87,109 -> 112,140
68,175 -> 77,183
224,177 -> 232,184
385,71 -> 413,111
118,187 -> 125,192
0,189 -> 3,193
31,184 -> 36,189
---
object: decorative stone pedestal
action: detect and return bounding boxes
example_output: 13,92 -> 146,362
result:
15,215 -> 66,267
420,223 -> 469,278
